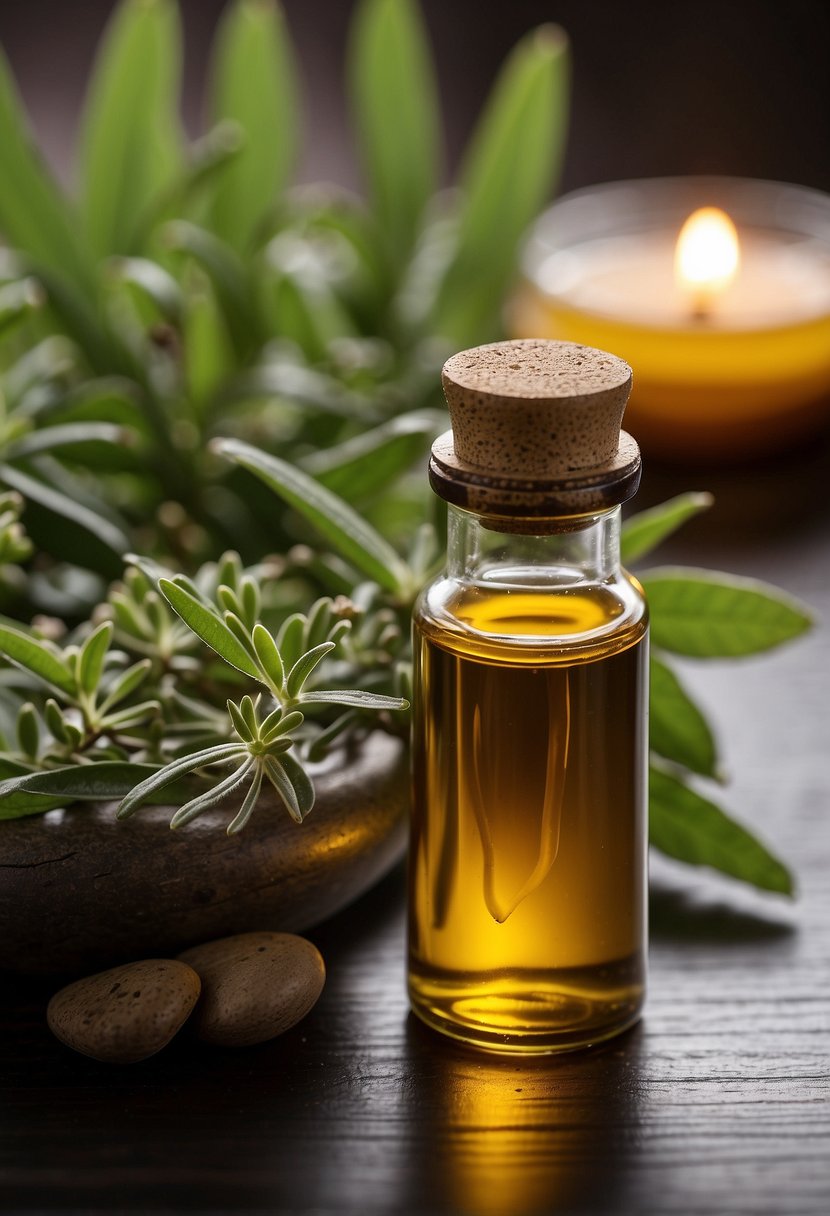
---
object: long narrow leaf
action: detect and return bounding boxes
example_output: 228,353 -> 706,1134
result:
622,492 -> 713,564
302,413 -> 440,502
649,656 -> 719,778
78,622 -> 113,697
0,462 -> 129,566
163,221 -> 256,355
206,0 -> 299,252
434,25 -> 569,344
99,659 -> 152,713
644,568 -> 814,657
8,422 -> 127,460
348,0 -> 440,261
158,578 -> 261,679
298,688 -> 408,710
649,766 -> 793,895
251,623 -> 284,690
0,623 -> 75,696
0,761 -> 159,804
286,641 -> 335,699
212,438 -> 411,594
78,0 -> 183,256
227,762 -> 264,834
170,758 -> 253,828
0,791 -> 67,819
0,47 -> 95,294
263,753 -> 302,822
117,742 -> 245,817
278,750 -> 315,819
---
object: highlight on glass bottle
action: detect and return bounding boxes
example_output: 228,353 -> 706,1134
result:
408,339 -> 649,1054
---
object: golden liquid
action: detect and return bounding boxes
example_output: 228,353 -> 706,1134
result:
409,585 -> 648,1054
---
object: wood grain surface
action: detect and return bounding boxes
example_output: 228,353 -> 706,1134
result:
1,443 -> 829,1215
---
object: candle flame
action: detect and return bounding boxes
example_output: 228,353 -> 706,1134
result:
675,207 -> 740,314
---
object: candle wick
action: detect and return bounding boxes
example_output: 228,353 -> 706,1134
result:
690,291 -> 713,323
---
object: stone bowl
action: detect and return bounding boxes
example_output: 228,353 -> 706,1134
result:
0,731 -> 407,975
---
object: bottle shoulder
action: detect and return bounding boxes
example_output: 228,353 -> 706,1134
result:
414,569 -> 648,664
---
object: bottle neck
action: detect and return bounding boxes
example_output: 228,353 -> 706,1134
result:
446,505 -> 622,589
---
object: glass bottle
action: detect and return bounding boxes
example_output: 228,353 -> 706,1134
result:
408,339 -> 648,1054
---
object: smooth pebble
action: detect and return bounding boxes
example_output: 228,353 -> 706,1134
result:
47,959 -> 201,1063
178,931 -> 325,1047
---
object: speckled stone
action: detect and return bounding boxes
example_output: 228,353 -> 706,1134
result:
178,931 -> 326,1047
47,959 -> 201,1063
441,339 -> 633,478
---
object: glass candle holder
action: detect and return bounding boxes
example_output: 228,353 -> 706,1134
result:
510,177 -> 830,459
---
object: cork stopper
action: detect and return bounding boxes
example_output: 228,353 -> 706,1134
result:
441,339 -> 632,477
431,339 -> 640,519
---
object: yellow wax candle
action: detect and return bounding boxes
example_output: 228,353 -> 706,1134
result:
511,178 -> 830,459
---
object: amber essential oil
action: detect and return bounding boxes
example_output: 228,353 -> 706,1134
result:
409,578 -> 648,1054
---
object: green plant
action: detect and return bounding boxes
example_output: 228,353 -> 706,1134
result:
0,0 -> 567,592
0,0 -> 813,895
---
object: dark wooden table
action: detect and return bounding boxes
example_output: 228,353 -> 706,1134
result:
2,443 -> 829,1215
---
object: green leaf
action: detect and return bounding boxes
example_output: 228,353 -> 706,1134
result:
261,708 -> 303,742
434,25 -> 569,344
644,568 -> 814,657
0,623 -> 75,696
302,413 -> 440,503
16,702 -> 40,760
238,694 -> 259,738
100,699 -> 160,730
108,256 -> 184,322
649,765 -> 793,895
163,221 -> 256,356
298,688 -> 409,710
78,0 -> 182,256
130,120 -> 245,241
183,282 -> 235,408
78,621 -> 113,697
0,462 -> 129,570
251,623 -> 284,690
223,610 -> 260,662
621,493 -> 713,565
277,750 -> 315,819
348,0 -> 440,261
98,659 -> 152,713
305,598 -> 338,650
306,709 -> 357,761
8,422 -> 127,461
276,613 -> 305,671
170,758 -> 254,829
0,791 -> 66,820
0,46 -> 95,295
206,0 -> 298,252
240,577 -> 260,628
0,760 -> 181,819
286,641 -> 335,699
213,437 -> 411,594
227,762 -> 263,834
263,752 -> 314,823
159,578 -> 261,679
44,698 -> 70,742
117,742 -> 245,818
649,656 -> 718,778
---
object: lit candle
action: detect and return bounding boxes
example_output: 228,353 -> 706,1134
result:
511,178 -> 830,458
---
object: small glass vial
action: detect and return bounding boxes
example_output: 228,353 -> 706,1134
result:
408,339 -> 648,1054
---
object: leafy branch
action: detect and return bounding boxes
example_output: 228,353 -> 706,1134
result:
0,544 -> 407,832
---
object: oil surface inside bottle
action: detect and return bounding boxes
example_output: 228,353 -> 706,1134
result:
409,586 -> 647,1054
